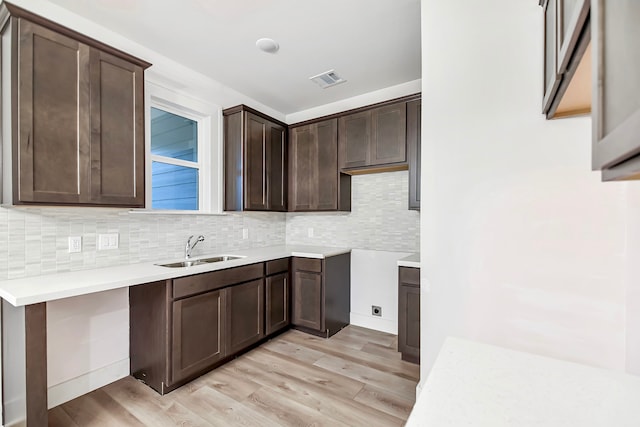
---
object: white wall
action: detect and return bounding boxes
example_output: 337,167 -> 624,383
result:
420,0 -> 629,386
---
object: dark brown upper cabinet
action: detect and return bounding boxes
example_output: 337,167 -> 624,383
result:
289,119 -> 351,212
407,100 -> 421,210
223,105 -> 287,212
0,3 -> 149,207
338,102 -> 407,171
592,0 -> 640,181
541,0 -> 591,119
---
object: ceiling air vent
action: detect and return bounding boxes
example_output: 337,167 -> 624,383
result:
309,69 -> 347,89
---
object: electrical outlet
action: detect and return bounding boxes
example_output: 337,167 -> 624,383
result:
242,228 -> 249,239
68,236 -> 82,253
307,227 -> 314,238
98,233 -> 119,250
372,305 -> 382,317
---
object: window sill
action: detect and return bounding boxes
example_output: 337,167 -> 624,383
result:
128,209 -> 227,216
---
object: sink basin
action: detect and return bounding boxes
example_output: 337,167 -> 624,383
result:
156,255 -> 244,268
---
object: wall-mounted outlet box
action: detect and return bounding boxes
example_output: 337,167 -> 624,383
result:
68,236 -> 82,253
372,305 -> 382,317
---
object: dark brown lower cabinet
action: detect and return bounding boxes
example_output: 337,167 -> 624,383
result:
398,267 -> 420,364
265,260 -> 290,335
291,253 -> 351,338
226,279 -> 264,355
130,263 -> 266,395
292,267 -> 323,331
171,290 -> 225,385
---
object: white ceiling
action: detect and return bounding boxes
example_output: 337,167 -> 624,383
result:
45,0 -> 421,115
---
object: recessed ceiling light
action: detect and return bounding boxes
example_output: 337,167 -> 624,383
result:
256,38 -> 279,54
309,70 -> 347,89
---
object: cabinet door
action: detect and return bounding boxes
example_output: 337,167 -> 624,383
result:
338,110 -> 370,169
289,125 -> 315,211
268,124 -> 287,211
316,120 -> 339,210
289,119 -> 338,211
370,103 -> 407,166
292,270 -> 323,331
407,100 -> 421,210
171,290 -> 225,385
245,113 -> 269,210
592,0 -> 640,176
17,20 -> 90,204
226,279 -> 264,355
398,283 -> 420,363
266,272 -> 290,335
557,0 -> 590,73
89,48 -> 145,206
542,0 -> 561,114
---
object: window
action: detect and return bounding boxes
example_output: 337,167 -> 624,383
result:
144,82 -> 222,213
150,108 -> 200,210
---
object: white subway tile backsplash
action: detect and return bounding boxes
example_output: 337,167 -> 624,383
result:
286,171 -> 420,252
0,208 -> 286,280
0,171 -> 419,280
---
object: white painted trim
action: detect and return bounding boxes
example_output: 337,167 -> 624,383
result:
47,358 -> 130,409
4,418 -> 26,427
2,396 -> 25,427
350,312 -> 398,335
145,82 -> 222,214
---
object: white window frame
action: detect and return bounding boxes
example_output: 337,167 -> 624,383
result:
142,81 -> 223,214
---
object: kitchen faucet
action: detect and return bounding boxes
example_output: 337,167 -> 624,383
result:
185,235 -> 205,259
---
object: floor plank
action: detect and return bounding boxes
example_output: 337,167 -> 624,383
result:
50,326 -> 419,426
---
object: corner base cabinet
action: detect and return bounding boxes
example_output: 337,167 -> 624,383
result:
291,253 -> 351,338
398,267 -> 420,364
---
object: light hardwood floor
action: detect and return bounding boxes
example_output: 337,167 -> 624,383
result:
49,326 -> 419,426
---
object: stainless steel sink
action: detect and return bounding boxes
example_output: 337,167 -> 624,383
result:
156,255 -> 244,268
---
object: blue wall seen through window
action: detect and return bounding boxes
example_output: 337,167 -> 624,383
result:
151,107 -> 199,210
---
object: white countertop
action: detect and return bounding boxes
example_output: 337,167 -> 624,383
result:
0,245 -> 350,307
398,253 -> 420,268
406,337 -> 640,426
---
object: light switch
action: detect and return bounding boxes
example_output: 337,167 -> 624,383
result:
98,233 -> 119,250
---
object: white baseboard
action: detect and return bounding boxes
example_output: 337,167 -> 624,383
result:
4,419 -> 26,427
3,396 -> 25,427
350,312 -> 398,335
47,358 -> 130,408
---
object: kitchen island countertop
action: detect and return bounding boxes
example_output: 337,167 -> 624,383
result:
407,337 -> 640,426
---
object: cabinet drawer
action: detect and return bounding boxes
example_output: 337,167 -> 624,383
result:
173,263 -> 264,299
294,257 -> 322,273
399,267 -> 420,286
266,258 -> 289,275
